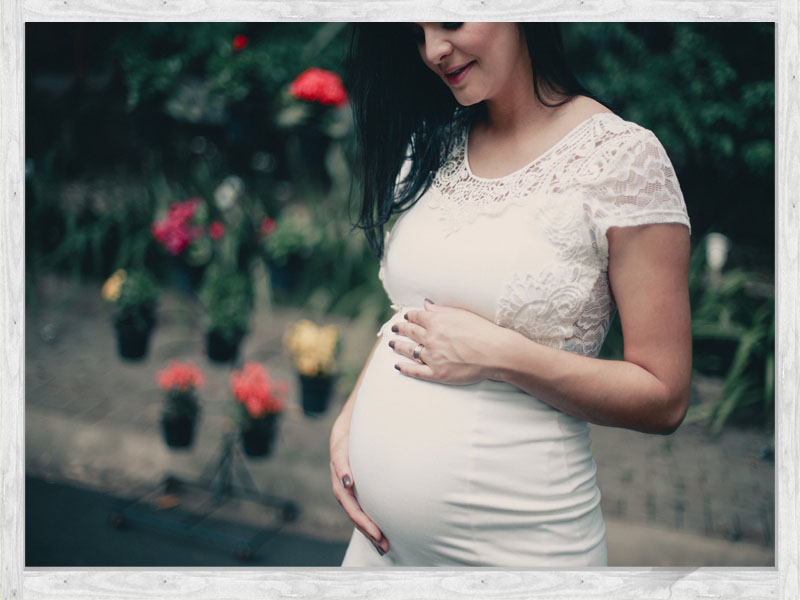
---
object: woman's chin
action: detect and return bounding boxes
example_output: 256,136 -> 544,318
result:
452,92 -> 482,107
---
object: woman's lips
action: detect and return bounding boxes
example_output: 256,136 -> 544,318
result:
445,61 -> 475,85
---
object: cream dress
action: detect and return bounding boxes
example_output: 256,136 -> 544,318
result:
342,112 -> 691,567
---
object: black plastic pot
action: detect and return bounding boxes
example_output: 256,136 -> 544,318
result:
268,253 -> 306,300
205,329 -> 243,363
114,317 -> 154,360
299,374 -> 335,416
160,414 -> 197,449
240,414 -> 279,458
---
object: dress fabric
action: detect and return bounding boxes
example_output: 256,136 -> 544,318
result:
342,112 -> 691,567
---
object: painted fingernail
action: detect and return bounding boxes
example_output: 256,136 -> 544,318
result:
374,545 -> 385,556
424,298 -> 435,304
388,340 -> 395,348
391,325 -> 398,333
403,313 -> 409,320
341,474 -> 352,488
394,364 -> 401,371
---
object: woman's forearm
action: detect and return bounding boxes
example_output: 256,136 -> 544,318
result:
485,326 -> 689,434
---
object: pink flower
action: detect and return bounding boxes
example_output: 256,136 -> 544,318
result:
151,198 -> 205,256
209,221 -> 225,240
232,34 -> 249,52
289,68 -> 348,107
157,360 -> 205,393
230,362 -> 286,418
260,217 -> 276,237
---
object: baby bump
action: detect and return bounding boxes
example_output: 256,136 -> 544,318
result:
347,320 -> 603,564
348,336 -> 480,561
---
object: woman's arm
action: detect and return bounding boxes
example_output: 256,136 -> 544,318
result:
391,222 -> 691,435
330,336 -> 390,554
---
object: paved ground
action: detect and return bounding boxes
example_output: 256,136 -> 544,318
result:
24,273 -> 775,566
26,475 -> 349,567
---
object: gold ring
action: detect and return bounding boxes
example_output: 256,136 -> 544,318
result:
413,344 -> 424,363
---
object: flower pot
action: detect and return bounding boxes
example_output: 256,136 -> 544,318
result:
240,414 -> 279,458
299,374 -> 335,416
268,253 -> 306,300
206,329 -> 243,363
114,317 -> 154,360
161,414 -> 197,449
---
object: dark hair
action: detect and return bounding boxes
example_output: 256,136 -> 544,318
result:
344,23 -> 600,259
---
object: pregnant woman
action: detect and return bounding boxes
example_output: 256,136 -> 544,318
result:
330,22 -> 691,566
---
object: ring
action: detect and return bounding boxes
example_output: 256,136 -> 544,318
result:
412,344 -> 424,363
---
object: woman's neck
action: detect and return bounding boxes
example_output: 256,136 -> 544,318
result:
479,84 -> 571,142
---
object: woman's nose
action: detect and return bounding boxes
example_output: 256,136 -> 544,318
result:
423,32 -> 452,66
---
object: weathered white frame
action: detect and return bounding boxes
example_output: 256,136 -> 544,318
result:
2,2 -> 796,599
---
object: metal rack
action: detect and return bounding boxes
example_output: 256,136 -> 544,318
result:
109,431 -> 299,561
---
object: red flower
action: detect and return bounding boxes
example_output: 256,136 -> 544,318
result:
232,34 -> 249,52
260,217 -> 276,237
230,362 -> 286,418
151,198 -> 204,256
289,67 -> 348,107
209,221 -> 225,240
157,360 -> 205,393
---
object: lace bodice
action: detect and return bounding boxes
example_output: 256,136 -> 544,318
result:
378,112 -> 690,357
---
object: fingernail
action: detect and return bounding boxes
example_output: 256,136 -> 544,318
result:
391,325 -> 398,333
388,340 -> 395,348
424,298 -> 435,304
403,313 -> 409,320
341,474 -> 351,488
394,364 -> 401,371
374,545 -> 385,556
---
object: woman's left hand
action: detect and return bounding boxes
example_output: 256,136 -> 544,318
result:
388,299 -> 507,385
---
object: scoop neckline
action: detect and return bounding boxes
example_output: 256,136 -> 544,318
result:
463,111 -> 619,182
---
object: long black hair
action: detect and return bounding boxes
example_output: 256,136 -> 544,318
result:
344,23 -> 599,260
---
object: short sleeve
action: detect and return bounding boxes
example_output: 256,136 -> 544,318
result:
587,127 -> 691,263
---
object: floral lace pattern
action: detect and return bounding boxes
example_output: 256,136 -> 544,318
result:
428,113 -> 635,236
380,112 -> 690,357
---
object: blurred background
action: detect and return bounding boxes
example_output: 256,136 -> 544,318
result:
25,22 -> 775,567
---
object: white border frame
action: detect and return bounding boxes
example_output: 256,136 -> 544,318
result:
2,2 -> 797,599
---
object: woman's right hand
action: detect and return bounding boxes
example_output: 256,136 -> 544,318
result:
329,407 -> 390,555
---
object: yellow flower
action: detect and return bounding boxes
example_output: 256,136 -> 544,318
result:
284,319 -> 340,376
296,354 -> 319,377
101,269 -> 127,302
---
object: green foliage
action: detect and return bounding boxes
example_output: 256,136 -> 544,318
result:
261,204 -> 325,266
113,23 -> 349,117
200,266 -> 253,341
685,235 -> 774,433
108,269 -> 159,332
563,23 -> 774,245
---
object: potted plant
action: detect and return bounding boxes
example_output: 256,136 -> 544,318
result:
230,362 -> 287,458
200,266 -> 253,363
283,319 -> 339,416
282,66 -> 349,186
156,360 -> 205,449
101,268 -> 158,360
151,196 -> 213,291
260,204 -> 323,299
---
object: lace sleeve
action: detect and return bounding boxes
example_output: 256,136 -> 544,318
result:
586,128 -> 691,264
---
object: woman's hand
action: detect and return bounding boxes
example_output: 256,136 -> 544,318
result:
329,408 -> 389,556
389,299 -> 508,385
